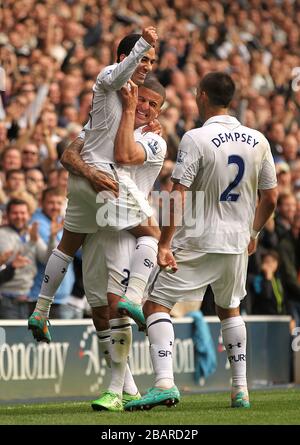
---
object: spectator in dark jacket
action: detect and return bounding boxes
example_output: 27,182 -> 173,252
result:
279,213 -> 300,327
249,250 -> 286,315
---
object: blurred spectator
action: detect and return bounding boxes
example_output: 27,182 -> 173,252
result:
275,192 -> 297,240
0,249 -> 30,286
28,187 -> 77,319
279,213 -> 300,327
0,198 -> 57,319
248,251 -> 286,315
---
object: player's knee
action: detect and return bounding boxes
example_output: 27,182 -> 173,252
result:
215,304 -> 240,321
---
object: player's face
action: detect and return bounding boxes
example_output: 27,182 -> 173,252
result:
135,86 -> 162,127
131,48 -> 156,85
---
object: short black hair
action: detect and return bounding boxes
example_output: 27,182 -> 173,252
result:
42,187 -> 65,202
6,198 -> 29,213
199,72 -> 235,107
6,169 -> 25,180
117,34 -> 141,62
142,74 -> 166,105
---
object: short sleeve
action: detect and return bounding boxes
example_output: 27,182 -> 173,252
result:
258,140 -> 277,190
171,133 -> 202,187
135,132 -> 167,165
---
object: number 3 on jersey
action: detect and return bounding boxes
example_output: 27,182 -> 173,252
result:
220,155 -> 245,202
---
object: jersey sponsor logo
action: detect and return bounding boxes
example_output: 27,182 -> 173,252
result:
177,149 -> 187,164
211,132 -> 259,149
147,139 -> 160,155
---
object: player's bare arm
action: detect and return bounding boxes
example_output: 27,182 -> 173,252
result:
157,182 -> 188,271
115,81 -> 146,165
248,186 -> 278,255
61,138 -> 119,196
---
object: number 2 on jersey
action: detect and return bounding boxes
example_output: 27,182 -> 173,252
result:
220,155 -> 245,202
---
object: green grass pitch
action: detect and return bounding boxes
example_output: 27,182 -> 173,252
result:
0,389 -> 299,425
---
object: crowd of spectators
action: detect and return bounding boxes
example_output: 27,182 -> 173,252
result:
0,0 -> 300,321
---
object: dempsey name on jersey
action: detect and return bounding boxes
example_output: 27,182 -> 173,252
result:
211,132 -> 259,149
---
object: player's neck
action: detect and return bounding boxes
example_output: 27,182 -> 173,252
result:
204,107 -> 228,121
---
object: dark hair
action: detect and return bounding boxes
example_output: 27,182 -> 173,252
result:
6,198 -> 29,213
6,169 -> 25,180
142,74 -> 166,105
261,250 -> 280,263
42,187 -> 65,202
199,72 -> 235,107
117,34 -> 141,62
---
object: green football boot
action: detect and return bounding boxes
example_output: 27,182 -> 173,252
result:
125,386 -> 180,411
122,391 -> 141,407
231,391 -> 250,408
28,312 -> 51,343
91,390 -> 123,412
117,295 -> 146,331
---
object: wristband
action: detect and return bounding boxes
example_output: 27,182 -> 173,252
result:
250,229 -> 260,240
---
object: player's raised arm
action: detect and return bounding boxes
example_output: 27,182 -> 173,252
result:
100,27 -> 158,91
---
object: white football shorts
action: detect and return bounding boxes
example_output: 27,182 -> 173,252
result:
82,229 -> 136,307
147,249 -> 248,310
64,171 -> 153,234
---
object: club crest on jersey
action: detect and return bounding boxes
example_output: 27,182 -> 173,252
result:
148,139 -> 159,155
177,150 -> 187,164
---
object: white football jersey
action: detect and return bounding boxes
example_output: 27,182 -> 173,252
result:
80,37 -> 152,173
171,115 -> 277,254
129,127 -> 167,195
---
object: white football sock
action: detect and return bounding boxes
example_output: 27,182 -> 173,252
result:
97,329 -> 111,367
108,317 -> 132,395
125,236 -> 158,304
147,312 -> 174,389
34,248 -> 73,317
97,328 -> 138,395
221,316 -> 247,389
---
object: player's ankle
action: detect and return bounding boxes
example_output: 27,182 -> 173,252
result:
155,378 -> 174,390
231,386 -> 248,396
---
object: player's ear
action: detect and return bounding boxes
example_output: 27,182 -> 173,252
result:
119,54 -> 126,62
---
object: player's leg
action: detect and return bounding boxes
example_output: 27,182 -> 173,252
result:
117,217 -> 160,329
28,229 -> 85,342
125,250 -> 213,411
125,298 -> 180,411
84,231 -> 140,411
212,251 -> 250,408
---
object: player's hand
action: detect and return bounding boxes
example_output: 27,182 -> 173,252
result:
28,222 -> 39,243
157,244 -> 178,272
120,79 -> 138,112
88,169 -> 119,197
142,119 -> 162,135
248,238 -> 258,256
142,26 -> 158,47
